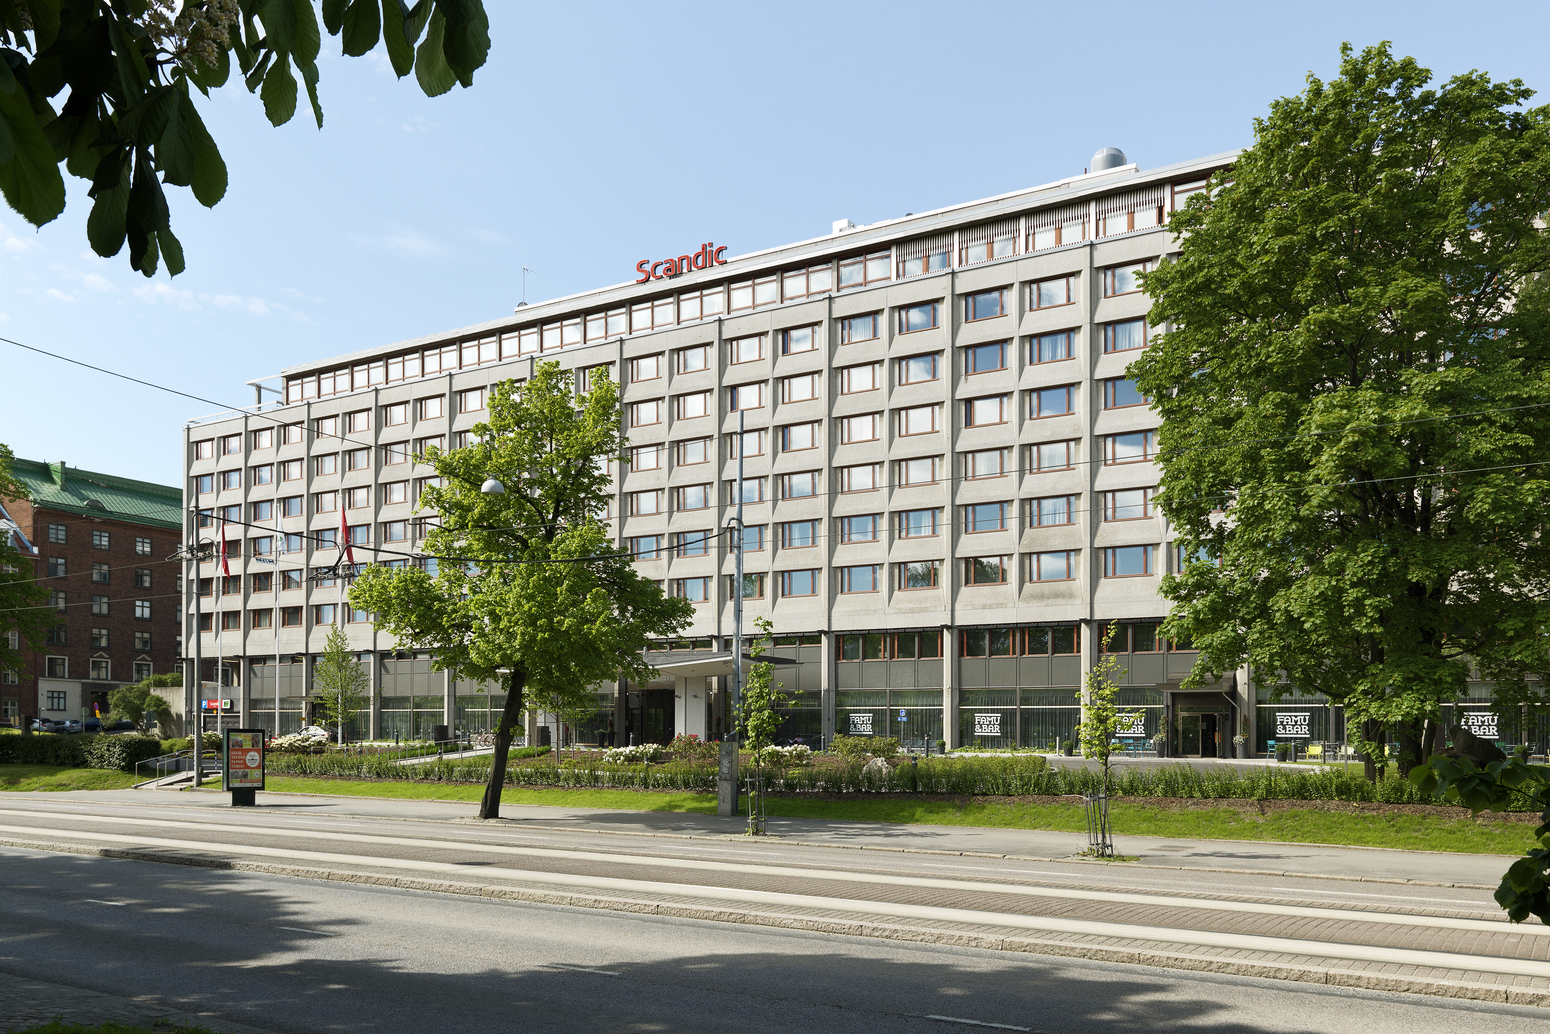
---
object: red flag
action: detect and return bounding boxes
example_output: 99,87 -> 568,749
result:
340,499 -> 355,566
218,519 -> 230,578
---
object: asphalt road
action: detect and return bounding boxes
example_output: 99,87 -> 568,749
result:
3,844 -> 1548,1034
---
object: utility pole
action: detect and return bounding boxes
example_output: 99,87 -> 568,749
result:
718,409 -> 745,817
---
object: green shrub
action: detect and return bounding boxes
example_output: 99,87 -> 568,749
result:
82,735 -> 165,773
827,735 -> 900,760
668,733 -> 719,764
0,733 -> 91,767
510,745 -> 551,760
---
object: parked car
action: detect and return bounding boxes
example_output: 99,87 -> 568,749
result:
54,719 -> 84,734
84,718 -> 136,734
298,725 -> 330,740
29,719 -> 54,732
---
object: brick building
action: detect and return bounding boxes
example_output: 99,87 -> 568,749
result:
1,459 -> 182,726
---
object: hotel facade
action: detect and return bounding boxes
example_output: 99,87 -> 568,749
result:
180,146 -> 1522,757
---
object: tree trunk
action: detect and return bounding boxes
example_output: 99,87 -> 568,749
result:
1421,718 -> 1442,764
479,669 -> 527,820
1395,719 -> 1423,779
1360,719 -> 1387,783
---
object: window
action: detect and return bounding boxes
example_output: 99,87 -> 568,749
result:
779,570 -> 819,597
1103,377 -> 1146,409
839,463 -> 880,493
277,459 -> 302,482
839,514 -> 879,542
314,415 -> 339,439
194,439 -> 215,460
344,448 -> 370,471
1032,275 -> 1074,309
672,530 -> 711,557
343,409 -> 370,434
729,334 -> 764,364
280,606 -> 303,627
898,456 -> 941,486
966,501 -> 1010,533
675,484 -> 712,510
628,490 -> 663,516
413,435 -> 445,459
132,599 -> 151,621
133,567 -> 152,588
629,355 -> 661,382
964,395 -> 1008,427
1104,261 -> 1149,296
313,603 -> 338,626
898,560 -> 941,589
1104,545 -> 1155,577
839,313 -> 880,343
90,562 -> 109,583
220,433 -> 241,455
838,250 -> 891,289
384,402 -> 408,426
418,396 -> 444,420
247,608 -> 272,630
726,477 -> 766,504
383,481 -> 409,505
964,448 -> 1009,479
897,405 -> 940,436
839,565 -> 880,593
1031,385 -> 1077,418
629,400 -> 662,427
45,677 -> 67,697
839,413 -> 880,443
965,288 -> 1009,322
217,469 -> 241,491
134,630 -> 153,650
781,263 -> 834,301
1033,550 -> 1077,581
194,474 -> 214,495
780,471 -> 819,499
671,439 -> 708,466
1104,430 -> 1159,464
961,556 -> 1009,587
282,423 -> 304,445
1031,330 -> 1076,364
314,490 -> 339,513
779,325 -> 819,355
897,353 -> 940,385
730,382 -> 765,411
245,462 -> 273,487
280,532 -> 304,554
134,535 -> 151,555
49,591 -> 65,611
1104,488 -> 1155,520
839,630 -> 943,660
46,624 -> 66,646
280,495 -> 303,517
898,508 -> 939,538
218,504 -> 240,523
90,595 -> 108,615
629,443 -> 663,471
587,306 -> 630,339
250,572 -> 272,594
1031,440 -> 1078,472
839,364 -> 879,394
314,454 -> 338,477
781,373 -> 819,403
676,344 -> 710,374
728,275 -> 778,312
739,525 -> 765,552
346,486 -> 370,509
676,391 -> 711,420
46,524 -> 66,544
280,570 -> 303,591
380,520 -> 408,543
87,529 -> 109,550
729,573 -> 766,599
898,301 -> 940,333
1033,495 -> 1076,526
781,521 -> 818,548
959,628 -> 1019,657
780,423 -> 819,452
218,611 -> 241,632
629,535 -> 662,560
1103,319 -> 1149,353
965,341 -> 1007,375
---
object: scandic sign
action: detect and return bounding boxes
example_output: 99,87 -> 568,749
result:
635,242 -> 728,283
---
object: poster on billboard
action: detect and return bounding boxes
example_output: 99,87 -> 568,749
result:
1274,712 -> 1311,739
849,713 -> 873,735
223,729 -> 266,793
973,713 -> 1001,737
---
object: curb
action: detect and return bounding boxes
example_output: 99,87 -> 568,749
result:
1,833 -> 1540,1007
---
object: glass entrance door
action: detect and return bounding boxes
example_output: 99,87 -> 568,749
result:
1180,715 -> 1201,756
1178,713 -> 1224,757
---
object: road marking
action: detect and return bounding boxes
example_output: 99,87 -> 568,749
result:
0,809 -> 1531,941
538,963 -> 620,976
924,1016 -> 1031,1031
82,899 -> 126,906
276,926 -> 337,937
0,822 -> 1544,979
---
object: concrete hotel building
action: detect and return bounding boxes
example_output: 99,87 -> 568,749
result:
182,146 -> 1348,757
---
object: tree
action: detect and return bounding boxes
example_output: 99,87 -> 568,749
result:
0,1 -> 489,276
0,442 -> 54,686
312,623 -> 369,745
1130,43 -> 1550,782
1075,624 -> 1141,796
734,617 -> 788,835
349,361 -> 693,819
107,672 -> 178,733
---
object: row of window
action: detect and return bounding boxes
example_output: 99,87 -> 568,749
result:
665,546 -> 1159,602
43,527 -> 155,554
40,587 -> 153,618
44,628 -> 156,650
42,559 -> 157,586
39,658 -> 153,683
198,604 -> 371,632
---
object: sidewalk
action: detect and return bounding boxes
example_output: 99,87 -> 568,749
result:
25,787 -> 1515,889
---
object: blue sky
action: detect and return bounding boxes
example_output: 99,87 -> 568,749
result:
2,0 -> 1546,486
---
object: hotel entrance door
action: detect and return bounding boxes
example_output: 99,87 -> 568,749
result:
1178,713 -> 1221,758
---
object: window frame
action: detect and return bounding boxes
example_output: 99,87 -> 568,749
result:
1102,318 -> 1150,353
1031,274 -> 1075,309
897,301 -> 941,334
963,287 -> 1010,323
1029,384 -> 1077,419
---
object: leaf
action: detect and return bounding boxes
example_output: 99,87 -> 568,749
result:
158,87 -> 228,207
432,0 -> 490,86
0,57 -> 66,226
158,225 -> 186,277
260,54 -> 298,127
260,0 -> 299,52
413,9 -> 455,98
112,85 -> 178,149
85,151 -> 130,256
297,56 -> 323,130
321,0 -> 348,33
187,44 -> 232,95
243,51 -> 274,94
125,145 -> 169,242
379,0 -> 416,77
130,227 -> 159,277
291,0 -> 322,64
340,0 -> 382,57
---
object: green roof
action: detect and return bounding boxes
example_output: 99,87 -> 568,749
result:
10,458 -> 181,531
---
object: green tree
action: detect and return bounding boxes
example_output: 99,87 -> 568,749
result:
0,442 -> 54,686
312,623 -> 369,745
1075,624 -> 1141,796
349,361 -> 692,819
1131,43 -> 1550,782
107,672 -> 178,732
0,1 -> 489,276
734,617 -> 788,835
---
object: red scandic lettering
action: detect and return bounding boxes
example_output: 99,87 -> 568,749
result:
713,246 -> 728,264
661,258 -> 678,277
692,244 -> 709,270
651,260 -> 665,279
635,259 -> 652,283
676,254 -> 692,274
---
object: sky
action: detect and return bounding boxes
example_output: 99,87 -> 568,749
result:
2,0 -> 1547,487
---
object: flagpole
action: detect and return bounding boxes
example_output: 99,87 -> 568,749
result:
338,499 -> 355,748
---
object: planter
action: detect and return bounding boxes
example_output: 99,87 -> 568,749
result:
1061,743 -> 1074,757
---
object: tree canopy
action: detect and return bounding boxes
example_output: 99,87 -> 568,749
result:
349,361 -> 693,818
0,442 -> 52,684
1131,43 -> 1550,779
0,1 -> 489,276
312,623 -> 369,744
107,672 -> 178,733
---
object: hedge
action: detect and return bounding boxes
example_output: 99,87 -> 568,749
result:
0,733 -> 167,773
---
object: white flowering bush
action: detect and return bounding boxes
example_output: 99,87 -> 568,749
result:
268,734 -> 329,755
603,744 -> 664,764
757,744 -> 813,767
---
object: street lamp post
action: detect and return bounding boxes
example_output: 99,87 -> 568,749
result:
719,410 -> 745,818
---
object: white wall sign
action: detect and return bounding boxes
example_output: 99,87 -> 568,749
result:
1116,713 -> 1147,737
973,713 -> 1001,737
849,713 -> 873,735
1275,711 -> 1311,738
1460,711 -> 1499,740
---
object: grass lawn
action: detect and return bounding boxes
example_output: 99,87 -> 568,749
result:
262,776 -> 1538,856
0,764 -> 138,792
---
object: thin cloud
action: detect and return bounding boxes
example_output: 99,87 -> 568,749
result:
401,115 -> 436,133
44,288 -> 76,303
133,282 -> 200,310
358,226 -> 449,259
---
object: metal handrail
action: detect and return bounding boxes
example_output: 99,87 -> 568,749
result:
132,749 -> 217,788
